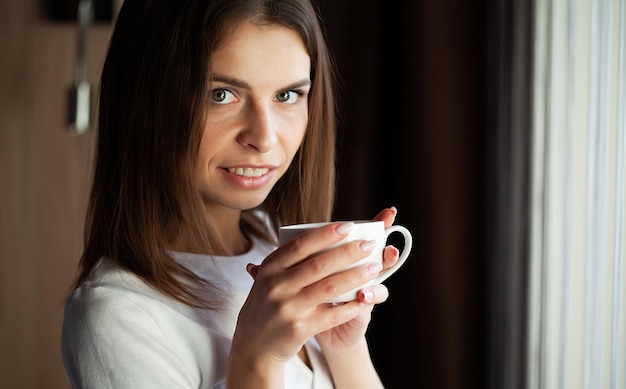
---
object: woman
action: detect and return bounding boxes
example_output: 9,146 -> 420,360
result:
62,0 -> 400,387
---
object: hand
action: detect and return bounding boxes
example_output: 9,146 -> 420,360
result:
230,222 -> 382,374
314,207 -> 400,352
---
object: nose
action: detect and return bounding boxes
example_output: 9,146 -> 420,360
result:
237,101 -> 278,153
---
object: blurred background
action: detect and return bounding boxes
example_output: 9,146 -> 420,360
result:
2,0 -> 624,388
318,1 -> 490,388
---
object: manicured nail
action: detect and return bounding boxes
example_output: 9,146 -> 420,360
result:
360,240 -> 377,253
336,222 -> 355,235
360,289 -> 374,302
385,245 -> 400,260
368,262 -> 382,275
246,263 -> 259,279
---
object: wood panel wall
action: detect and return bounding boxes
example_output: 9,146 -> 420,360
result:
0,1 -> 113,387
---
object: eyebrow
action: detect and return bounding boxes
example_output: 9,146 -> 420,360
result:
211,74 -> 312,91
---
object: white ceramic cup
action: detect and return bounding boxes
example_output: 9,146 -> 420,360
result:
279,220 -> 413,303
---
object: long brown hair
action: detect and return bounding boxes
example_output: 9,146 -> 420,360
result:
73,0 -> 337,308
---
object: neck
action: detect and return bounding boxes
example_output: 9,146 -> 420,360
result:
170,208 -> 251,256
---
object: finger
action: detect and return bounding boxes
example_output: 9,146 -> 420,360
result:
382,245 -> 399,270
263,222 -> 355,274
277,239 -> 377,302
309,300 -> 366,333
296,253 -> 383,304
358,284 -> 389,305
371,206 -> 397,228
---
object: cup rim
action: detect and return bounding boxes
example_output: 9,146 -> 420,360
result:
279,220 -> 384,230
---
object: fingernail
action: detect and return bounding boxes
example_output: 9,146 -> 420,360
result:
361,289 -> 374,302
246,263 -> 259,278
360,240 -> 377,253
336,222 -> 355,235
368,262 -> 382,275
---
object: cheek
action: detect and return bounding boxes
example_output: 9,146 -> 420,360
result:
198,117 -> 228,157
283,117 -> 308,156
281,105 -> 308,141
196,133 -> 213,164
195,125 -> 223,176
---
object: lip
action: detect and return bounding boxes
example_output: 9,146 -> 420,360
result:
221,165 -> 276,189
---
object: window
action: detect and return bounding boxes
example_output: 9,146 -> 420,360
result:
527,1 -> 626,388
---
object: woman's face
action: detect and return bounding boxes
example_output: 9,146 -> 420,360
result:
196,21 -> 311,216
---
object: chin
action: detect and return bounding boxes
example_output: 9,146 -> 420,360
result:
229,195 -> 269,212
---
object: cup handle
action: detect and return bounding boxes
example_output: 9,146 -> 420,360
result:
372,225 -> 413,284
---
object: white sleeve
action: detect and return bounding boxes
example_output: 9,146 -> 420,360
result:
61,285 -> 211,389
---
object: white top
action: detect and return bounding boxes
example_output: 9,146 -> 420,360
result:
61,234 -> 334,388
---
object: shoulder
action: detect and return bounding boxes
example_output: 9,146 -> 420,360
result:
63,258 -> 173,324
61,259 -> 226,388
62,257 -> 207,341
62,259 -> 185,362
63,260 -> 162,327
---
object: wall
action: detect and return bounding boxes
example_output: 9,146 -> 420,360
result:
0,1 -> 113,387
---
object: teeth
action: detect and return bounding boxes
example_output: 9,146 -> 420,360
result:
228,167 -> 269,177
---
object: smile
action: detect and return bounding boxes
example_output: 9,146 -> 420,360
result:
228,167 -> 270,177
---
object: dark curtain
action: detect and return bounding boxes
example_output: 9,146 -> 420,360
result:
317,1 -> 489,388
484,1 -> 533,388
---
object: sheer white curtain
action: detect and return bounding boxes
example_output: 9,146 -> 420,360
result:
527,0 -> 626,388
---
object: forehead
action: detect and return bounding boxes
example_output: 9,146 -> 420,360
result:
210,21 -> 311,84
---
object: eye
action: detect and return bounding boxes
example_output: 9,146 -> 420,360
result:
276,90 -> 303,104
211,88 -> 237,104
